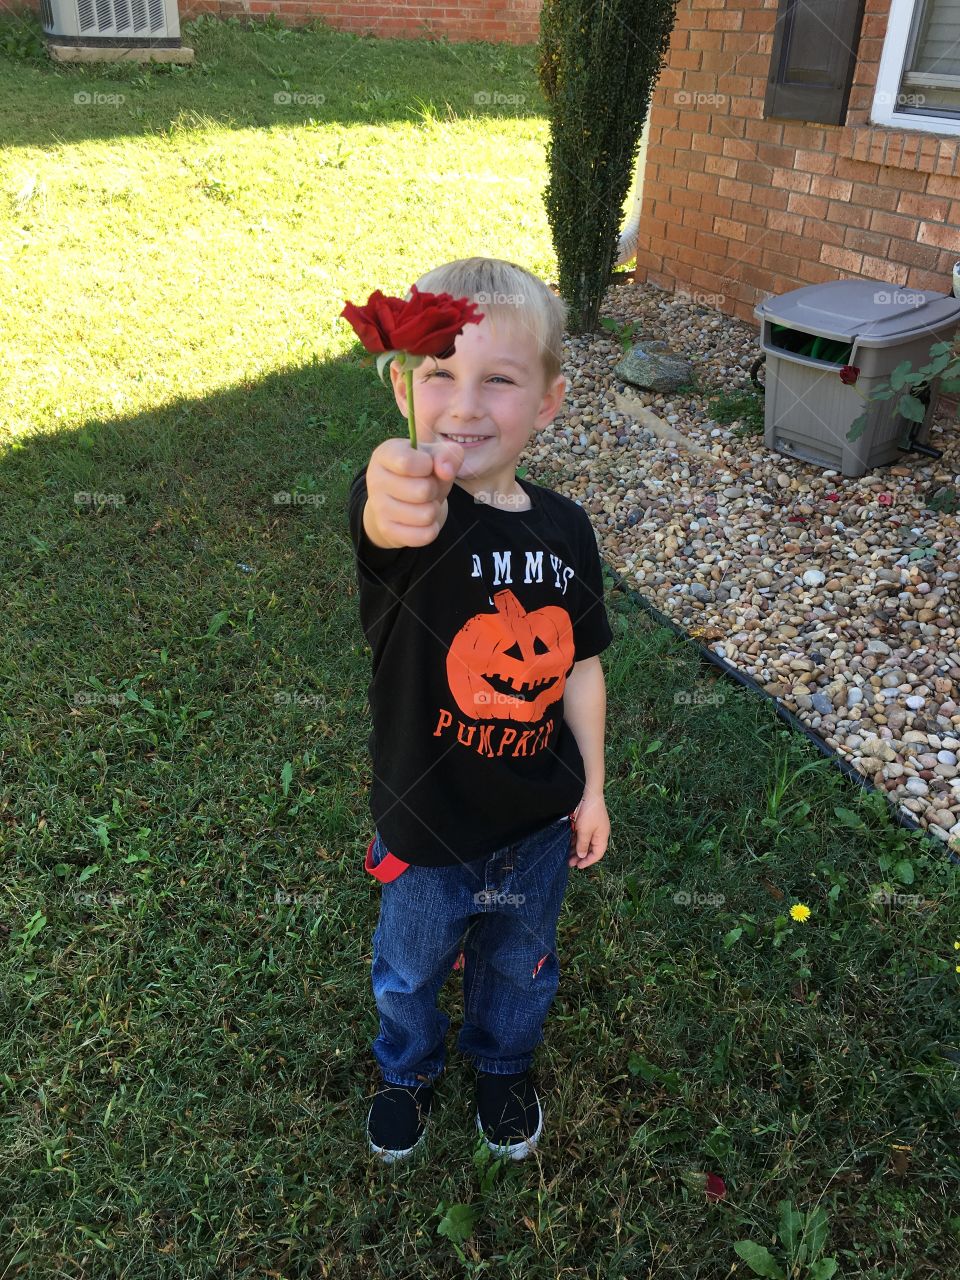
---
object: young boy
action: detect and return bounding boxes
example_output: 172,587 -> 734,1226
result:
347,257 -> 612,1163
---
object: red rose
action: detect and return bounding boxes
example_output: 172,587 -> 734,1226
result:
340,284 -> 484,358
839,364 -> 860,385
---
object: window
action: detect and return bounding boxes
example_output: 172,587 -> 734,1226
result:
873,0 -> 960,134
895,0 -> 960,117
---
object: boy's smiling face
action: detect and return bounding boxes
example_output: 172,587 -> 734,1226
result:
390,313 -> 566,503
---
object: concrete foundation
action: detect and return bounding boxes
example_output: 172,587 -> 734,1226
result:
47,43 -> 195,63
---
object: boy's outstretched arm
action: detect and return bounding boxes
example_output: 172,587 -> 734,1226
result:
562,656 -> 610,869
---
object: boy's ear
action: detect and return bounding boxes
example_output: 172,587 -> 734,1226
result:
537,373 -> 567,425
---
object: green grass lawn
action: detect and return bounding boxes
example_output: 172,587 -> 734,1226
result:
1,12 -> 958,1278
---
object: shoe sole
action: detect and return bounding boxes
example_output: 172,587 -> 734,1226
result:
366,1104 -> 428,1164
476,1096 -> 543,1160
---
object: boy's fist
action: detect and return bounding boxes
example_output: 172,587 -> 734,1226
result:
362,438 -> 465,549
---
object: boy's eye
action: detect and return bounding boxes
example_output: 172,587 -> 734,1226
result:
424,371 -> 513,384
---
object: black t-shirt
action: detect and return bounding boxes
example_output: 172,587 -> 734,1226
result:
347,467 -> 613,867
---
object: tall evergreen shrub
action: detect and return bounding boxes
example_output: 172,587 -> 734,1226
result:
538,0 -> 679,334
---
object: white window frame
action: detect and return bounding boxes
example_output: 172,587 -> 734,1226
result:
871,0 -> 960,136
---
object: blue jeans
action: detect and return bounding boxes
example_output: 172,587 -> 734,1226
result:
367,815 -> 574,1087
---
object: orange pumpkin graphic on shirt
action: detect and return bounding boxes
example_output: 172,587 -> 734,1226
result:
446,588 -> 575,722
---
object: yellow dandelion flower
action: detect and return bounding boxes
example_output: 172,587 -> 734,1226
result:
790,903 -> 811,923
954,941 -> 960,950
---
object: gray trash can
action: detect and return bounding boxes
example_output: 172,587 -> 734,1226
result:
754,280 -> 960,478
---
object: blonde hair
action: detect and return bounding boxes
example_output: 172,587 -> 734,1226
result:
406,257 -> 568,390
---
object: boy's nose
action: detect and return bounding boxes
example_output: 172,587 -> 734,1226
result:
450,383 -> 483,420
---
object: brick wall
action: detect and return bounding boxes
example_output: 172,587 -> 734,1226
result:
180,0 -> 540,43
635,0 -> 960,325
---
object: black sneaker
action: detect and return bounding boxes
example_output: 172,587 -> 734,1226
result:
475,1070 -> 543,1160
367,1081 -> 434,1164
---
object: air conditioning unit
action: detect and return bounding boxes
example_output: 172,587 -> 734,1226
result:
40,0 -> 193,58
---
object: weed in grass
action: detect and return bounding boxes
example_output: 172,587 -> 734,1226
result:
707,384 -> 767,437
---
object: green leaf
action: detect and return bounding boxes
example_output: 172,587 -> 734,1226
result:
201,611 -> 231,639
778,1200 -> 803,1259
894,858 -> 914,885
722,926 -> 743,949
732,1241 -> 786,1278
436,1202 -> 476,1245
922,351 -> 954,377
375,349 -> 397,386
845,413 -> 867,443
77,864 -> 100,884
280,761 -> 293,797
804,1206 -> 830,1260
896,393 -> 927,424
889,359 -> 915,390
833,807 -> 865,830
809,1261 -> 838,1279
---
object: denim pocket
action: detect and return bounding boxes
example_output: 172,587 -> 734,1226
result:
365,832 -> 411,883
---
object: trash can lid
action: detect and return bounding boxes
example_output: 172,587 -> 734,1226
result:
754,279 -> 960,348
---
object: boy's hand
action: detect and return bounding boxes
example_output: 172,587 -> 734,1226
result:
363,438 -> 465,549
568,792 -> 609,869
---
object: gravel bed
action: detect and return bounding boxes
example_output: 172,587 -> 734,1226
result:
529,279 -> 960,852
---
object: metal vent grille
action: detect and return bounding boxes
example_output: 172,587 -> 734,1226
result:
39,0 -> 54,28
76,0 -> 167,34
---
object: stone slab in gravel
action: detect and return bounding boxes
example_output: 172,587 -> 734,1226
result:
526,279 -> 960,855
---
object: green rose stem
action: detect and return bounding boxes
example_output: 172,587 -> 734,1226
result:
404,361 -> 417,450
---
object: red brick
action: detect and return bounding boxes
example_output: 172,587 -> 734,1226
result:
781,123 -> 826,150
755,142 -> 797,169
772,168 -> 812,193
826,199 -> 872,229
897,191 -> 951,221
715,217 -> 748,241
925,175 -> 960,198
690,131 -> 726,156
685,170 -> 718,195
766,210 -> 805,236
730,199 -> 770,228
706,10 -> 743,29
721,137 -> 759,162
796,259 -> 839,285
704,154 -> 740,178
896,239 -> 947,270
701,193 -> 734,218
750,185 -> 790,211
681,208 -> 716,235
918,222 -> 960,250
672,50 -> 703,70
809,175 -> 853,200
744,118 -> 783,145
761,248 -> 801,277
786,192 -> 829,218
851,181 -> 898,211
869,209 -> 921,239
736,160 -> 773,186
695,231 -> 733,256
844,227 -> 891,257
859,255 -> 910,285
820,245 -> 864,273
717,176 -> 753,202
